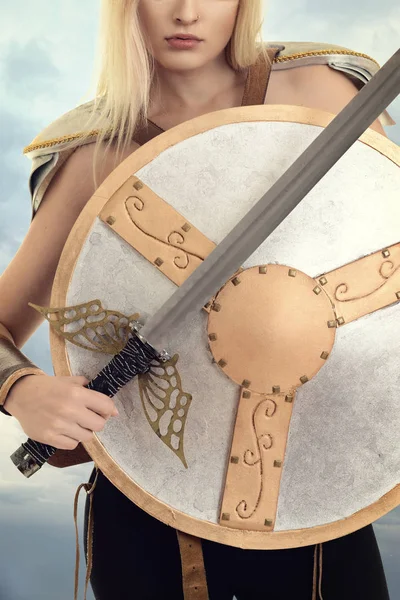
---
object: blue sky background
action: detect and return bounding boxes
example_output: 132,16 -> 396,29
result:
0,1 -> 399,599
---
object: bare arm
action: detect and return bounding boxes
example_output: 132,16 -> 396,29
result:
0,139 -> 139,447
0,140 -> 139,348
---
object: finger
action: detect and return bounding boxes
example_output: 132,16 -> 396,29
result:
83,390 -> 119,418
70,376 -> 90,386
51,433 -> 82,450
58,425 -> 96,447
76,410 -> 109,433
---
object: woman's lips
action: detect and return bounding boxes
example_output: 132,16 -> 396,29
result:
166,38 -> 202,50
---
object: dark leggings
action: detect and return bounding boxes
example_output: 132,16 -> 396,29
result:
84,467 -> 390,600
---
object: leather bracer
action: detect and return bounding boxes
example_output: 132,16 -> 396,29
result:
0,324 -> 45,416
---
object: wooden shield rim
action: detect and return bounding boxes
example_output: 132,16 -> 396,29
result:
50,104 -> 400,549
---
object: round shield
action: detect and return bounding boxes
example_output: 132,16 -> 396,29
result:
44,105 -> 400,549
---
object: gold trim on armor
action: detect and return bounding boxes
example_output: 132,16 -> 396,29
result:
23,129 -> 101,154
274,48 -> 379,65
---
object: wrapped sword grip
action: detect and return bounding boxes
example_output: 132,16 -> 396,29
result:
10,334 -> 159,478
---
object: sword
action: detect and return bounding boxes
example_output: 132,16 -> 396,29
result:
11,48 -> 400,477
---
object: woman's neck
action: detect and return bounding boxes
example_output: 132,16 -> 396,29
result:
148,54 -> 247,127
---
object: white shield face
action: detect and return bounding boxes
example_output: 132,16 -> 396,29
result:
48,106 -> 400,549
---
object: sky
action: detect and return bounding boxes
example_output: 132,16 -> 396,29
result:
0,1 -> 399,599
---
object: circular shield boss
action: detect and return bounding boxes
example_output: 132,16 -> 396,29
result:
49,106 -> 400,550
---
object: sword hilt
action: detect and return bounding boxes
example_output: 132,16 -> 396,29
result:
10,333 -> 162,478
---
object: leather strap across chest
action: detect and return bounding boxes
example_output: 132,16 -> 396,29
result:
133,47 -> 279,147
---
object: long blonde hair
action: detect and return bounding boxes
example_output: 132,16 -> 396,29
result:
75,0 -> 268,183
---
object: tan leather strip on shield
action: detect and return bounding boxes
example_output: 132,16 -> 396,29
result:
219,390 -> 297,531
99,176 -> 216,288
208,264 -> 335,531
315,242 -> 400,325
177,530 -> 209,600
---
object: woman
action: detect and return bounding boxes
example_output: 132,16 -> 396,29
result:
0,1 -> 394,599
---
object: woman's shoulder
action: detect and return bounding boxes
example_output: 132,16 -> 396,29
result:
270,41 -> 390,118
267,41 -> 394,136
271,40 -> 381,75
23,97 -> 110,219
23,98 -> 101,159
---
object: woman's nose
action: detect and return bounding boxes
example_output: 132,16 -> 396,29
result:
173,0 -> 200,25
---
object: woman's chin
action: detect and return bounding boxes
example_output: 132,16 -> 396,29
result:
154,51 -> 214,73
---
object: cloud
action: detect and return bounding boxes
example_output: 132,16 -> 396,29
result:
0,0 -> 100,126
1,39 -> 60,97
0,108 -> 38,270
0,518 -> 95,600
303,0 -> 398,21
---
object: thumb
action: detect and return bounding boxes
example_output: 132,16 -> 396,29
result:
71,376 -> 90,387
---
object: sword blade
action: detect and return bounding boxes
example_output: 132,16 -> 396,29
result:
141,48 -> 400,351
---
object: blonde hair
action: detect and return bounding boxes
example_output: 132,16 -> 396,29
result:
74,0 -> 268,185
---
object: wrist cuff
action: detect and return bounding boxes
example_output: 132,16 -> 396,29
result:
0,337 -> 45,416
